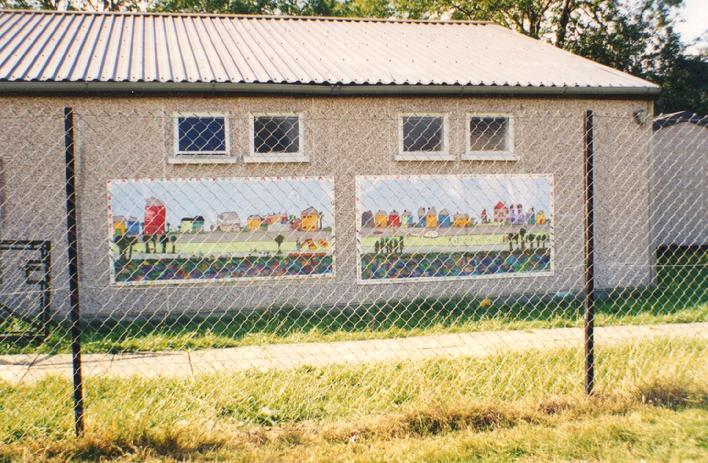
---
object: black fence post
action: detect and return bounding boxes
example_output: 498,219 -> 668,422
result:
64,107 -> 85,436
584,110 -> 595,395
41,241 -> 51,341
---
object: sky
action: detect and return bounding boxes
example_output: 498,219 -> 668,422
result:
358,176 -> 552,222
676,0 -> 707,53
110,178 -> 334,229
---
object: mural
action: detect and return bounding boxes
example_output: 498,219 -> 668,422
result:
356,175 -> 554,282
108,177 -> 334,285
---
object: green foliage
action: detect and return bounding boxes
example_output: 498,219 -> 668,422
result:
151,0 -> 394,17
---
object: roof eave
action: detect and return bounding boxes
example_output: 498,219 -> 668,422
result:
0,81 -> 661,97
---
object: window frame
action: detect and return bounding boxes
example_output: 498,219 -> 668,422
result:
463,113 -> 517,161
396,113 -> 453,161
171,112 -> 233,164
245,112 -> 308,163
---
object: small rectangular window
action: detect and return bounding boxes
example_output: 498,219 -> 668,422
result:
465,115 -> 516,161
398,114 -> 451,160
254,115 -> 300,153
246,114 -> 307,163
173,114 -> 229,159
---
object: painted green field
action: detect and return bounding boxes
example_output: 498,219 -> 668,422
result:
362,234 -> 508,248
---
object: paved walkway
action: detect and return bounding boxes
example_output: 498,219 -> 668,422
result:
1,322 -> 705,384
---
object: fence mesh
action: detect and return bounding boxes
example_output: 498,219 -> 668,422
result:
0,104 -> 705,444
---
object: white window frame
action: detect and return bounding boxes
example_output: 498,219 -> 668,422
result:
397,113 -> 453,161
463,113 -> 517,161
245,112 -> 308,163
170,112 -> 234,164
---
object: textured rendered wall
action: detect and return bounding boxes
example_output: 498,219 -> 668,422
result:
0,95 -> 654,318
651,123 -> 708,247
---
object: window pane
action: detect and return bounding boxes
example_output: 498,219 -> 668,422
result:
177,117 -> 226,153
402,116 -> 444,152
469,117 -> 508,151
254,116 -> 300,153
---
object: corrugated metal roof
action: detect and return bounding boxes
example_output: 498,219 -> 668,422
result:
0,10 -> 658,92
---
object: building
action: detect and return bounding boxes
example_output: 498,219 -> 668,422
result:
144,197 -> 166,236
300,207 -> 321,231
361,210 -> 374,228
179,218 -> 195,233
651,112 -> 707,247
494,202 -> 509,224
0,10 -> 657,316
217,212 -> 242,232
401,210 -> 414,228
113,216 -> 127,236
374,210 -> 388,228
438,209 -> 451,228
453,213 -> 470,228
388,210 -> 401,227
247,215 -> 262,231
425,208 -> 438,229
192,216 -> 206,233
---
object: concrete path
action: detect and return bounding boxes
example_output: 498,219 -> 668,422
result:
1,322 -> 705,384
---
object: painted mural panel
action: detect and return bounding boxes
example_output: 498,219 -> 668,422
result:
108,177 -> 334,285
356,175 -> 553,283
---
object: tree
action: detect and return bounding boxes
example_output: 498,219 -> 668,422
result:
507,232 -> 514,252
526,233 -> 536,250
274,234 -> 285,254
393,0 -> 703,114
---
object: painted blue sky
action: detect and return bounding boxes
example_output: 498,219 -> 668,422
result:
358,176 -> 552,220
110,178 -> 334,229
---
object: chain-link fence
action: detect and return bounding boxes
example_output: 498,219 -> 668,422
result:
0,103 -> 705,443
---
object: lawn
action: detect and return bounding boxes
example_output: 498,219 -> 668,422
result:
1,338 -> 706,462
1,247 -> 705,354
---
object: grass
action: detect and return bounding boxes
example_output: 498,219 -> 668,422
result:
1,338 -> 706,462
1,247 -> 705,354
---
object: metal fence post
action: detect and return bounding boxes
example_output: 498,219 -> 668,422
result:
64,107 -> 85,436
584,109 -> 595,395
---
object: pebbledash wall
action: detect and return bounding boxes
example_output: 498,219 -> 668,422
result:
0,95 -> 653,318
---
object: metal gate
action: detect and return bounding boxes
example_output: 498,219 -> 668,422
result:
0,240 -> 51,343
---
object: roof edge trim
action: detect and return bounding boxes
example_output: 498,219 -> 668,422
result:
0,81 -> 661,97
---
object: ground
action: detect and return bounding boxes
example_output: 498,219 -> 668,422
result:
0,248 -> 705,461
1,338 -> 706,462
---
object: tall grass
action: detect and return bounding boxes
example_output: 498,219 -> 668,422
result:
1,337 -> 705,462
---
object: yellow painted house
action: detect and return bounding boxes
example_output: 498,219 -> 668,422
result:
300,207 -> 321,231
453,213 -> 470,228
247,215 -> 262,231
179,218 -> 194,233
536,211 -> 546,225
374,210 -> 388,228
113,216 -> 127,236
425,209 -> 438,228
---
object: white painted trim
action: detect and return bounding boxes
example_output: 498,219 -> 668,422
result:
465,113 -> 515,158
167,157 -> 238,165
243,154 -> 309,164
173,112 -> 231,157
248,112 -> 307,162
461,152 -> 519,161
397,113 -> 450,160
